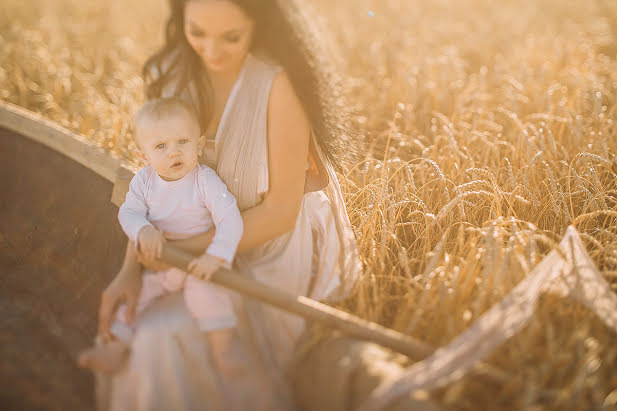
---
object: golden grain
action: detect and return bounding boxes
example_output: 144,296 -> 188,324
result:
3,0 -> 617,409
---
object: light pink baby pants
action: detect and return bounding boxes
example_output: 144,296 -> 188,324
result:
113,268 -> 236,341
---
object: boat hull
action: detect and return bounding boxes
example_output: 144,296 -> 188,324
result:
0,125 -> 126,410
0,102 -> 441,411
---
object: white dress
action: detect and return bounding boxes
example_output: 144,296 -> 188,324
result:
96,53 -> 361,411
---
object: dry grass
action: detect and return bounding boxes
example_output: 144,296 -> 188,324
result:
3,0 -> 617,409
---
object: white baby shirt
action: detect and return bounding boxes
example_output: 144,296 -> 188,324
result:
118,164 -> 243,265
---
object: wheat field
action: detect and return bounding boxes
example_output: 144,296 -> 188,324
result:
2,0 -> 617,409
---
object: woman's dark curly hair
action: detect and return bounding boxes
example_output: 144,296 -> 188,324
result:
142,0 -> 362,172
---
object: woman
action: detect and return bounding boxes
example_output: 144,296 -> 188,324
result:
81,0 -> 362,409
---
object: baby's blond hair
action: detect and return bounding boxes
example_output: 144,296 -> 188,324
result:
133,97 -> 199,138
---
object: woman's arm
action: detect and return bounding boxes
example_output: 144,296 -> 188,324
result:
98,241 -> 143,341
169,71 -> 310,255
234,70 -> 310,250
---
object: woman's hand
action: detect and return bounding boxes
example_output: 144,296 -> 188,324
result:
98,242 -> 144,342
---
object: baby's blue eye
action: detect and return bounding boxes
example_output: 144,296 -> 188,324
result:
156,143 -> 166,149
179,138 -> 188,144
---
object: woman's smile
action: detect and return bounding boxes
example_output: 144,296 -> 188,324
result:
203,55 -> 227,69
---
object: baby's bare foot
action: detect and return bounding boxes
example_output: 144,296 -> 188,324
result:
77,340 -> 130,375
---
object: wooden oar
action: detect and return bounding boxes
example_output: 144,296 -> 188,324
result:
160,245 -> 510,383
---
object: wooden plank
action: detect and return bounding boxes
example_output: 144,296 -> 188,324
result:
111,167 -> 135,207
0,100 -> 134,183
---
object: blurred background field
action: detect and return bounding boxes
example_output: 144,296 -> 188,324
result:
2,0 -> 617,409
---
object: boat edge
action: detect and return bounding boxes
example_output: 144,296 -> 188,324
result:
0,99 -> 135,183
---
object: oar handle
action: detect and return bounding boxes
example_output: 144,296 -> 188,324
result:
161,245 -> 431,358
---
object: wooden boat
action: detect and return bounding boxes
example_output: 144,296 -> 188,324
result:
0,102 -> 128,410
0,100 -> 440,411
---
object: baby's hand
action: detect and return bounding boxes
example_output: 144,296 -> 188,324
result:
137,225 -> 166,260
188,254 -> 226,281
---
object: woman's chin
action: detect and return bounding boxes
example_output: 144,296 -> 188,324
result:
203,60 -> 229,72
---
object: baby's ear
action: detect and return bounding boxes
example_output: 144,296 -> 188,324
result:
137,150 -> 149,164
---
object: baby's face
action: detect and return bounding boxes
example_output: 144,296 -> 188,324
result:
136,114 -> 203,181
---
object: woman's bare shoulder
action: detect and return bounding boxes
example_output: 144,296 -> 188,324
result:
264,69 -> 310,214
270,70 -> 296,99
268,70 -> 311,136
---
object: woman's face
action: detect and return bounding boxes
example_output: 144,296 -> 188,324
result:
184,0 -> 255,74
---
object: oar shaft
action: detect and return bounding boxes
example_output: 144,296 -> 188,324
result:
161,246 -> 509,384
162,246 -> 430,358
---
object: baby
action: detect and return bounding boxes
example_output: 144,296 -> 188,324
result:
79,97 -> 243,376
